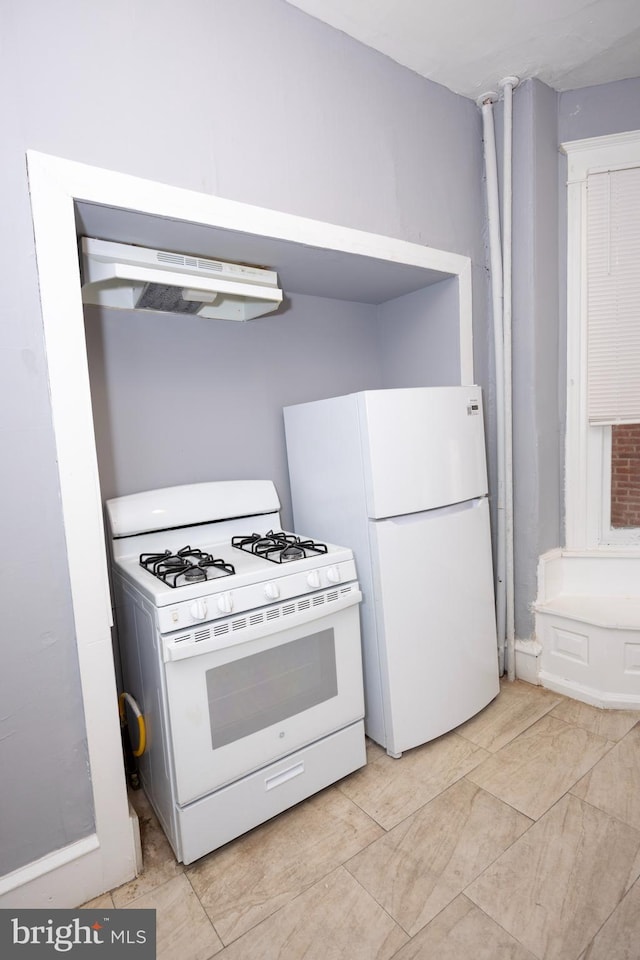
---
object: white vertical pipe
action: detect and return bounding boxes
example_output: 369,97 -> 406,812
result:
478,92 -> 506,672
500,76 -> 518,682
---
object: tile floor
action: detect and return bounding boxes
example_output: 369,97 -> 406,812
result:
82,680 -> 640,959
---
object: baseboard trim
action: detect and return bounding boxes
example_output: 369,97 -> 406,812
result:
514,638 -> 542,685
538,671 -> 640,710
0,835 -> 99,901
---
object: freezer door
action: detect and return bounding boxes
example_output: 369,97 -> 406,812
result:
369,496 -> 499,756
358,387 -> 488,518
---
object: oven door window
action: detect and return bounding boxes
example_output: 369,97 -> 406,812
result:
206,628 -> 337,749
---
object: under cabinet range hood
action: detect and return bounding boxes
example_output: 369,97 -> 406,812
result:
80,238 -> 283,321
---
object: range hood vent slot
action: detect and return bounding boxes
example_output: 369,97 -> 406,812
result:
156,251 -> 226,273
80,238 -> 283,322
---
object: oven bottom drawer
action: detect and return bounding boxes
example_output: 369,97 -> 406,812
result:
175,720 -> 366,864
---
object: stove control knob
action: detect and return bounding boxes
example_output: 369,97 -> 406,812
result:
264,582 -> 280,601
217,592 -> 233,614
327,566 -> 342,584
190,600 -> 208,621
307,570 -> 321,589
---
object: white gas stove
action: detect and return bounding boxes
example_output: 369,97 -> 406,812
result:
106,480 -> 366,864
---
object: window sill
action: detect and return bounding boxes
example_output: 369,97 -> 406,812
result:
536,595 -> 640,630
537,548 -> 640,603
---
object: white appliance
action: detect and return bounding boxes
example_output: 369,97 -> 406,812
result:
284,386 -> 500,758
105,480 -> 365,864
81,238 -> 283,321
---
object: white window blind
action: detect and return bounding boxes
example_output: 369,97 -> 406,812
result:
587,166 -> 640,424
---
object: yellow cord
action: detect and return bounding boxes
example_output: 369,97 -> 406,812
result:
118,692 -> 147,758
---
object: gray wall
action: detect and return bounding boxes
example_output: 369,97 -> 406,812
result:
0,0 -> 487,876
558,77 -> 640,142
87,279 -> 464,530
510,79 -> 562,639
85,294 -> 383,528
377,277 -> 462,389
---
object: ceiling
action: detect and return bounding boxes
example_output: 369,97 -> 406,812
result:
284,0 -> 640,101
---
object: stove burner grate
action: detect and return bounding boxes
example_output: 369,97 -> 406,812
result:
232,530 -> 328,564
140,547 -> 235,587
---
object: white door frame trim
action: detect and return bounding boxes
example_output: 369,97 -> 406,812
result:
561,129 -> 640,550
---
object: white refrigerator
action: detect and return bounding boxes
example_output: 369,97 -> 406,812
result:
284,386 -> 499,758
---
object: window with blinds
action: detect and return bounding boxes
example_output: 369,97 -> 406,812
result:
586,166 -> 640,425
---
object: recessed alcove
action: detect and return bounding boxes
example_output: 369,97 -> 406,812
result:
75,198 -> 473,524
22,150 -> 474,904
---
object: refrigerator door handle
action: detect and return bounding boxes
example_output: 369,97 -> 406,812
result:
381,497 -> 485,525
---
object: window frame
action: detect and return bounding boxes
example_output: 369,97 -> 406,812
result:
562,130 -> 640,551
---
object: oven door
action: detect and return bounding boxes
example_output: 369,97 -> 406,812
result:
162,592 -> 364,805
